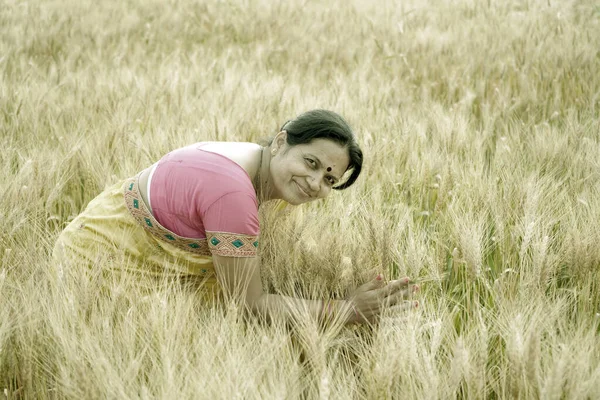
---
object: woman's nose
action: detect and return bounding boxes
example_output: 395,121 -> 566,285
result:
308,173 -> 321,193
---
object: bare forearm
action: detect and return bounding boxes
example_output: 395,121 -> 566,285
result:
250,293 -> 356,325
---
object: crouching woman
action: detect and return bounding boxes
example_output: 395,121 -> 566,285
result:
53,109 -> 418,324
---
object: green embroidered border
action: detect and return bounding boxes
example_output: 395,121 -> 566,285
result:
123,176 -> 259,258
206,231 -> 259,257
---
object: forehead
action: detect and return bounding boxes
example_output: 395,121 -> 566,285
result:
295,138 -> 350,174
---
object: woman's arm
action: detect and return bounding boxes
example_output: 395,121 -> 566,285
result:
212,254 -> 355,324
212,254 -> 417,325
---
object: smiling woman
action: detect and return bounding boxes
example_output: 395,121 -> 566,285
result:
52,109 -> 419,325
269,137 -> 349,204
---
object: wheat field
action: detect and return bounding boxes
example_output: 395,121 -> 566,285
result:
1,0 -> 600,398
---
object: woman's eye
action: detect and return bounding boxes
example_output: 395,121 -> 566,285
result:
306,158 -> 316,166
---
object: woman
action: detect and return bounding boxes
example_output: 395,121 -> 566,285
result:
53,109 -> 418,324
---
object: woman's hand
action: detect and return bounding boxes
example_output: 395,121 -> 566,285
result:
346,274 -> 419,323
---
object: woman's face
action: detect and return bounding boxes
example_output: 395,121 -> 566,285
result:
268,133 -> 350,205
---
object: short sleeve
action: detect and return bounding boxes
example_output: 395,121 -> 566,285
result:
203,192 -> 260,257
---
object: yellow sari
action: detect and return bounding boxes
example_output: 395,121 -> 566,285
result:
53,174 -> 220,299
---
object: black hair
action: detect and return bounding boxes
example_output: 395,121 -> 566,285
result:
276,109 -> 363,190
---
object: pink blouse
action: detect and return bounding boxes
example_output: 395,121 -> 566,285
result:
147,143 -> 259,257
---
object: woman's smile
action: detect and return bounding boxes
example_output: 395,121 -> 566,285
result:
294,180 -> 312,198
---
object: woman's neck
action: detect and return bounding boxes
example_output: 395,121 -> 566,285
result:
253,146 -> 275,205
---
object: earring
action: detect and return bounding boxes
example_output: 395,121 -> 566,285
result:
271,149 -> 276,155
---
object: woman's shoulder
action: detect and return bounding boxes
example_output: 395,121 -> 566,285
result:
196,141 -> 261,179
164,141 -> 261,180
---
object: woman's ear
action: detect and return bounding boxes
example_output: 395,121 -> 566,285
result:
274,130 -> 287,151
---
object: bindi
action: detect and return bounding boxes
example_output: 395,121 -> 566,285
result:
327,167 -> 332,172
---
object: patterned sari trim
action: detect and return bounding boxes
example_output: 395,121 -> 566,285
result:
123,176 -> 259,258
205,231 -> 259,257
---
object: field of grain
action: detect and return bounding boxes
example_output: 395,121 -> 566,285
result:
1,0 -> 599,398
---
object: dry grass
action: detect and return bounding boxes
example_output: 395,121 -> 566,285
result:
1,0 -> 600,398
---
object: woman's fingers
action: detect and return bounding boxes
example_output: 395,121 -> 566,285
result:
380,282 -> 420,308
378,277 -> 416,298
389,300 -> 419,313
367,300 -> 419,323
357,273 -> 387,292
351,276 -> 420,323
396,283 -> 419,299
